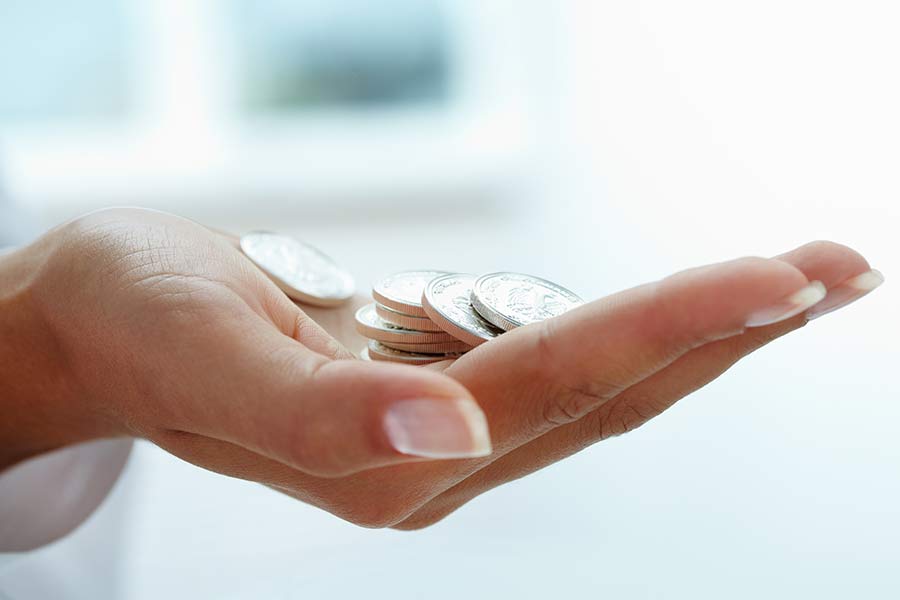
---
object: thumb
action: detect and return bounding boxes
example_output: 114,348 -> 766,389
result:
194,324 -> 492,478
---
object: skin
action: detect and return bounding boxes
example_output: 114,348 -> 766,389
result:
0,208 -> 878,530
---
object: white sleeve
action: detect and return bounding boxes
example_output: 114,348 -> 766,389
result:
1,181 -> 132,560
0,439 -> 132,557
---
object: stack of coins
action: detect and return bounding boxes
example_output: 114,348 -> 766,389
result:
237,232 -> 585,366
357,271 -> 473,365
357,270 -> 584,365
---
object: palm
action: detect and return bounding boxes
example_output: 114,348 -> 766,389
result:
301,294 -> 371,352
53,210 -> 871,531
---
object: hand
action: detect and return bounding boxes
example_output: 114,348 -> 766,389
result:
0,209 -> 489,474
0,208 -> 881,531
219,221 -> 883,529
391,242 -> 882,528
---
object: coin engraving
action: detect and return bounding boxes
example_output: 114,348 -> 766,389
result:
423,274 -> 504,346
240,231 -> 355,307
473,273 -> 583,330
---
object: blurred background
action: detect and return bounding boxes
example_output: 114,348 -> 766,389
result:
1,1 -> 898,598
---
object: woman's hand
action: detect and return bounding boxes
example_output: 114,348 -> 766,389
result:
217,215 -> 883,529
0,208 -> 880,530
296,237 -> 881,528
1,209 -> 491,475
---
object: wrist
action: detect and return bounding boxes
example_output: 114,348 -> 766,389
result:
0,238 -> 117,471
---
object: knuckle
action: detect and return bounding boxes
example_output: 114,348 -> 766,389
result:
65,207 -> 144,235
534,316 -> 631,430
542,382 -> 614,428
596,396 -> 655,439
541,388 -> 583,427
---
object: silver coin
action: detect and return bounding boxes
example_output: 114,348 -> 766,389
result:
422,273 -> 505,347
374,302 -> 445,332
472,272 -> 584,331
366,340 -> 463,365
372,270 -> 449,317
240,231 -> 355,307
354,304 -> 457,343
381,339 -> 473,354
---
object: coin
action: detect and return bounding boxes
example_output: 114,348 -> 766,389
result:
240,231 -> 355,307
422,273 -> 505,347
381,339 -> 473,354
366,340 -> 463,365
375,302 -> 445,332
372,270 -> 449,317
354,304 -> 457,343
472,272 -> 584,331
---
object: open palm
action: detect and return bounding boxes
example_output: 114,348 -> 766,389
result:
35,209 -> 875,529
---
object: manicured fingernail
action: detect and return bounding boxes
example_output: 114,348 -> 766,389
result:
806,269 -> 884,321
745,280 -> 827,327
383,398 -> 492,459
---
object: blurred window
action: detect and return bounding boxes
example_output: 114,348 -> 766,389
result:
0,0 -> 535,212
230,0 -> 450,113
0,0 -> 131,122
0,0 -> 449,124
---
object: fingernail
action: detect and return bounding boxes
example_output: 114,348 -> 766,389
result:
806,269 -> 884,321
745,280 -> 827,327
383,398 -> 492,459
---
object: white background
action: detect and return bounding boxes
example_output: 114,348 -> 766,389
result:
2,1 -> 899,598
